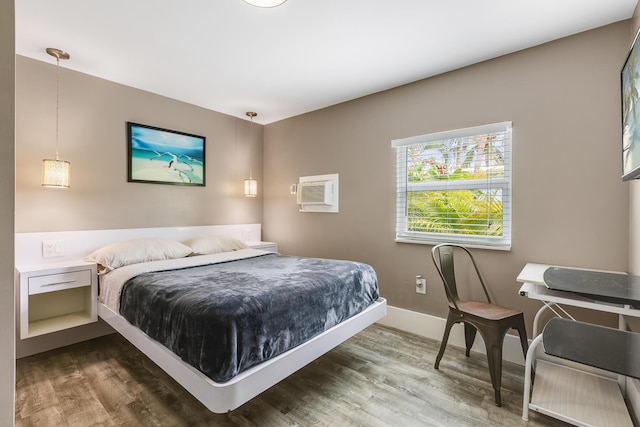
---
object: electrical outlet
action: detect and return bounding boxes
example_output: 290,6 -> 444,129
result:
416,275 -> 426,294
42,239 -> 64,258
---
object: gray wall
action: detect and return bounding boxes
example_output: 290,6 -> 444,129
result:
16,55 -> 264,233
263,21 -> 631,333
0,0 -> 15,425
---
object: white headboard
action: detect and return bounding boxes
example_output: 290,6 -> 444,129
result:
15,223 -> 262,268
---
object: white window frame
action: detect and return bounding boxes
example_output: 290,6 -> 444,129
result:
392,122 -> 512,250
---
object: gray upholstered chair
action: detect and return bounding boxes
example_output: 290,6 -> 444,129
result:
431,243 -> 528,406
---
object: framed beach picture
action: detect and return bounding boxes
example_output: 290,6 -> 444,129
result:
127,122 -> 206,186
622,28 -> 640,181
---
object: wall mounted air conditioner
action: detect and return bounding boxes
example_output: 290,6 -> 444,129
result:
296,173 -> 339,213
296,180 -> 335,206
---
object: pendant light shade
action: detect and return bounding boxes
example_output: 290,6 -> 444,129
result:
244,175 -> 258,197
42,47 -> 71,188
42,159 -> 71,188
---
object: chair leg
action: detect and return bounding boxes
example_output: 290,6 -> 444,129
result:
463,322 -> 477,357
484,319 -> 528,407
481,326 -> 507,407
488,342 -> 504,406
434,314 -> 456,370
515,319 -> 529,359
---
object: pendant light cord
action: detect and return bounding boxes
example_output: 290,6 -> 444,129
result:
55,56 -> 60,161
247,112 -> 257,180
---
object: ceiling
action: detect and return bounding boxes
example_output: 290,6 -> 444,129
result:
15,0 -> 639,124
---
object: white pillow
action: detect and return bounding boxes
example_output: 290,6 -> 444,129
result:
85,238 -> 193,272
183,235 -> 248,255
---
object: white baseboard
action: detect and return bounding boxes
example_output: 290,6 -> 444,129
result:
377,305 -> 527,366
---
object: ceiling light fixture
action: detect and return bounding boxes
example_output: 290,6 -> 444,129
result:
243,0 -> 287,8
42,47 -> 71,188
244,112 -> 258,197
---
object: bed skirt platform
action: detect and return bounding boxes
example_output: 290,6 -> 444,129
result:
98,297 -> 387,413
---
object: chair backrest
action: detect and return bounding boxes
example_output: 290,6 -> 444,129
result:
431,244 -> 491,309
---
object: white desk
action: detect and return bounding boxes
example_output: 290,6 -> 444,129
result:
517,263 -> 640,336
517,263 -> 640,427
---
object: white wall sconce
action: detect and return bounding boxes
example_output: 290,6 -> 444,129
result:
289,184 -> 297,195
42,47 -> 71,188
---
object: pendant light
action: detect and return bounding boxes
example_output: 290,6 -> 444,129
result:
42,47 -> 71,188
243,112 -> 258,197
243,0 -> 287,7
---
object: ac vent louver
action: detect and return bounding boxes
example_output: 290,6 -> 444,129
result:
297,180 -> 335,206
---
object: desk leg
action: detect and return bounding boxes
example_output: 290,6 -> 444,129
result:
619,311 -> 628,395
522,334 -> 543,421
532,302 -> 575,337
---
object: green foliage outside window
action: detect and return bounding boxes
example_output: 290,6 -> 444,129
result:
407,189 -> 503,236
405,135 -> 504,237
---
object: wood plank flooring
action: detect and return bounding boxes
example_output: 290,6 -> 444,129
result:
16,324 -> 569,426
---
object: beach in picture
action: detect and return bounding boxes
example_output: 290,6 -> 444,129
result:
128,123 -> 205,186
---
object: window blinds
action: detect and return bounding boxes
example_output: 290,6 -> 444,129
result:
392,122 -> 512,250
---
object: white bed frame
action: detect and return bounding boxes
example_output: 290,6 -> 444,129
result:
15,224 -> 387,413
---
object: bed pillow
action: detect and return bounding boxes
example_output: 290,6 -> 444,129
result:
183,235 -> 248,255
85,238 -> 193,273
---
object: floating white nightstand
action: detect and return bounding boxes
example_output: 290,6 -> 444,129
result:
17,261 -> 98,339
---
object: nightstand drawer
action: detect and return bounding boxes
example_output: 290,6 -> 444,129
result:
28,270 -> 92,295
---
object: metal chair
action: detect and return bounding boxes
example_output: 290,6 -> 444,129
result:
431,243 -> 528,406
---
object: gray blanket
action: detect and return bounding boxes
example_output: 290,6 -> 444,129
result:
119,253 -> 379,382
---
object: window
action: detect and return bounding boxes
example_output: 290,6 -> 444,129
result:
392,122 -> 512,250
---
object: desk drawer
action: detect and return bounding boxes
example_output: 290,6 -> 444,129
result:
28,270 -> 92,295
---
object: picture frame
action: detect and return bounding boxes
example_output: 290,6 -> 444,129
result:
622,28 -> 640,181
127,122 -> 206,186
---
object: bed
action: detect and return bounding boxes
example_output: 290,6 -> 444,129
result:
28,225 -> 389,413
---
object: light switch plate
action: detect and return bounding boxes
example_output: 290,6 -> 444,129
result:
42,239 -> 64,258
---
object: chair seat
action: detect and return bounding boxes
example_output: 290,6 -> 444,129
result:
454,300 -> 523,320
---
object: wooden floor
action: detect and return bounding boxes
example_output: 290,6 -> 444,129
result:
16,324 -> 569,427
